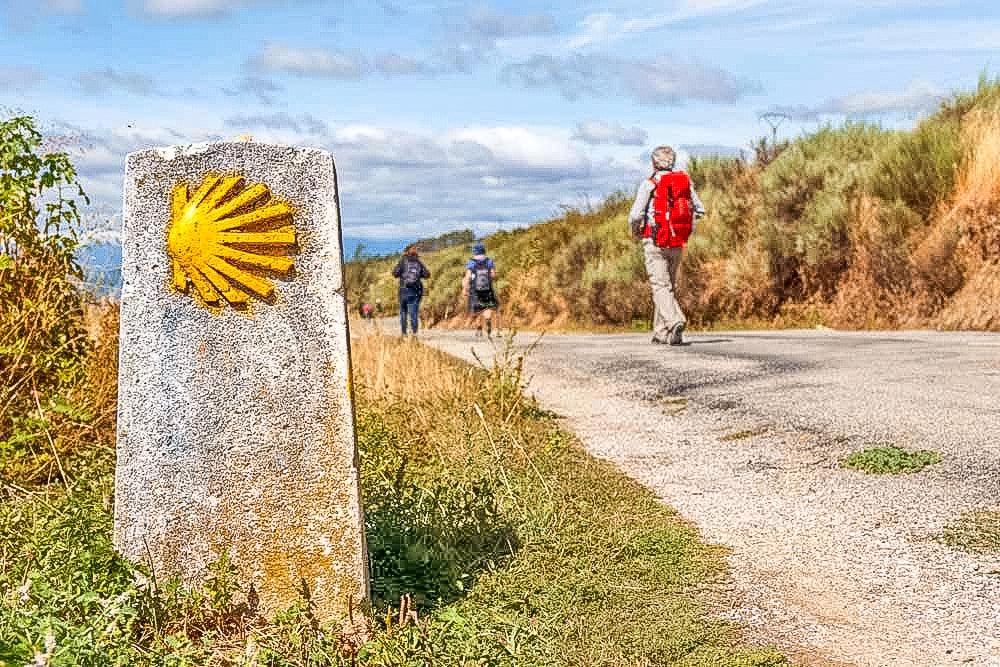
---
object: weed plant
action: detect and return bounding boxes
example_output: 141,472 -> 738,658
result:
1,116 -> 92,484
840,445 -> 942,475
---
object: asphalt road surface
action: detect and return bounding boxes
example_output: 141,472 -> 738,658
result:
416,327 -> 1000,667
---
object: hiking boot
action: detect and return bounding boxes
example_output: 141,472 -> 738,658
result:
667,323 -> 685,346
651,336 -> 668,345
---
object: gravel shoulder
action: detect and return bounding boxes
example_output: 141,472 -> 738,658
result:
416,327 -> 1000,667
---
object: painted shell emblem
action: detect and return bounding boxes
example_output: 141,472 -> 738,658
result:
166,174 -> 296,308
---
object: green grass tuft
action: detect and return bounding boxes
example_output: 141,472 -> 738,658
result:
839,445 -> 942,475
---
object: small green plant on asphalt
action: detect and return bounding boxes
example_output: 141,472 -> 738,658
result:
840,445 -> 942,475
938,510 -> 1000,555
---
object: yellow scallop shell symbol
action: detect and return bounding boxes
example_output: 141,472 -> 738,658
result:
166,174 -> 296,309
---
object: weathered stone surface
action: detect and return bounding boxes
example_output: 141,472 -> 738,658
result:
114,142 -> 368,624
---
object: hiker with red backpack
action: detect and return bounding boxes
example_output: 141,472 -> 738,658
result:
629,145 -> 705,346
392,245 -> 430,336
462,242 -> 499,338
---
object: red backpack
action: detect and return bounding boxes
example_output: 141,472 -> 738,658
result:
645,171 -> 694,248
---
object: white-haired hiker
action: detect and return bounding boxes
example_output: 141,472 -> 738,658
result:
628,146 -> 705,346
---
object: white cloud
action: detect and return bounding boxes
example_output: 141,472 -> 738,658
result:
833,81 -> 946,115
61,118 -> 645,245
680,143 -> 745,158
141,0 -> 239,16
222,76 -> 283,104
250,43 -> 365,79
375,53 -> 432,76
766,80 -> 948,120
572,121 -> 647,146
76,68 -> 160,97
568,0 -> 767,48
139,0 -> 279,17
445,126 -> 584,172
501,53 -> 758,106
225,112 -> 328,134
833,19 -> 1000,52
566,1 -> 964,49
466,4 -> 556,40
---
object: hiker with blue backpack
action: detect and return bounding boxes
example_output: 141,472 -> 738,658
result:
392,245 -> 430,336
462,242 -> 499,338
628,145 -> 705,346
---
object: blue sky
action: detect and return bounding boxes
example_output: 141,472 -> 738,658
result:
2,0 -> 998,253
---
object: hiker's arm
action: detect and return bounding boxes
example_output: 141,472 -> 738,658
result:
392,261 -> 401,278
461,269 -> 472,295
421,262 -> 430,278
628,180 -> 653,238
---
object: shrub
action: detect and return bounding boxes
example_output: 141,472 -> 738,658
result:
1,116 -> 89,433
758,123 -> 889,297
840,445 -> 941,474
868,117 -> 962,219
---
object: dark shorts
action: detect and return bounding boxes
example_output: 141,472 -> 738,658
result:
469,289 -> 498,314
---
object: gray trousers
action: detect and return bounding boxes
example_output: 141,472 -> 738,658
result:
643,239 -> 685,339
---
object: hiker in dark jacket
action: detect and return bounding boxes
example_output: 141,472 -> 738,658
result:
462,242 -> 499,338
392,245 -> 430,335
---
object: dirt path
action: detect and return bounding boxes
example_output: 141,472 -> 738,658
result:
415,327 -> 1000,667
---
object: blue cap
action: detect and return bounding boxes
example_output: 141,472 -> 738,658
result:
473,242 -> 486,255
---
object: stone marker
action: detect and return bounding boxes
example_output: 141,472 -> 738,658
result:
114,142 -> 368,625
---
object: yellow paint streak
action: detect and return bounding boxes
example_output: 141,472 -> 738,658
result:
200,175 -> 244,213
212,244 -> 294,272
212,183 -> 269,220
165,172 -> 297,310
200,262 -> 251,304
216,227 -> 296,245
206,255 -> 275,299
210,201 -> 293,232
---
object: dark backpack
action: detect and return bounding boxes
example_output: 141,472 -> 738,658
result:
401,258 -> 422,288
472,259 -> 492,292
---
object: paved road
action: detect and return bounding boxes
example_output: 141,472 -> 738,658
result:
417,327 -> 1000,667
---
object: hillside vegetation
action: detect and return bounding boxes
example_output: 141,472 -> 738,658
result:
350,76 -> 1000,331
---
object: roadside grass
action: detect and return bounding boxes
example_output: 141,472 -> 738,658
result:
839,445 -> 942,475
353,330 -> 786,665
938,510 -> 1000,555
0,315 -> 786,666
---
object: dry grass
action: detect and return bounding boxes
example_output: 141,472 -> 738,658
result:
936,110 -> 1000,330
350,326 -> 478,403
953,111 -> 1000,210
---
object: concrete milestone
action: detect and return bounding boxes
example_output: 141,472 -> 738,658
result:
114,142 -> 368,625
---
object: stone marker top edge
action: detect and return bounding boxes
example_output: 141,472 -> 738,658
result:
124,141 -> 333,166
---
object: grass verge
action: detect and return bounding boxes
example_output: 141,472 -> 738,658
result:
1,317 -> 785,665
839,445 -> 942,475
